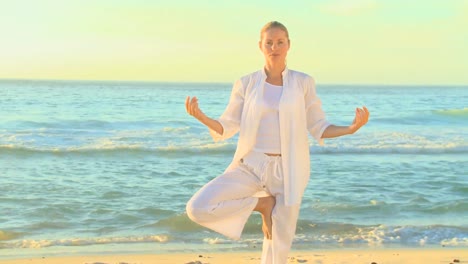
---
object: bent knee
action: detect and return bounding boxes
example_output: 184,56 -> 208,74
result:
186,198 -> 211,223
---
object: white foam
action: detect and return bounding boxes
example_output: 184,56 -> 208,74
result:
202,237 -> 232,244
1,235 -> 169,249
441,237 -> 468,246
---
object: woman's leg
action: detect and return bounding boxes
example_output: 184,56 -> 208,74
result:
186,166 -> 266,240
254,196 -> 276,240
260,194 -> 301,264
258,156 -> 301,264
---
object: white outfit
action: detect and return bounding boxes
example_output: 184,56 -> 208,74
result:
186,68 -> 330,264
254,82 -> 282,154
187,151 -> 300,264
210,67 -> 330,206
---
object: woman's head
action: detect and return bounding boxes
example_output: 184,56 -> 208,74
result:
259,21 -> 290,66
260,21 -> 289,42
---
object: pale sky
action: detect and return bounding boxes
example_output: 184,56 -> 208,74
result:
1,0 -> 467,85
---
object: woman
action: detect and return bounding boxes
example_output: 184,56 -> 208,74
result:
185,21 -> 369,264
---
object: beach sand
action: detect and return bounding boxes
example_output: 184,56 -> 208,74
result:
0,248 -> 466,264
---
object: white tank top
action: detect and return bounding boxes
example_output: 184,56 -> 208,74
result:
253,82 -> 283,154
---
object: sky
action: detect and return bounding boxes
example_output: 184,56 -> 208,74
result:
0,0 -> 467,85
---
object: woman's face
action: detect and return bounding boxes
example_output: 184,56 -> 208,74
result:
259,27 -> 290,64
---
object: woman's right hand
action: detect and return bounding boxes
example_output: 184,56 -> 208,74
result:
185,96 -> 204,120
185,96 -> 224,135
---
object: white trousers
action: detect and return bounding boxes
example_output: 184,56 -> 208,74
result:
186,151 -> 301,264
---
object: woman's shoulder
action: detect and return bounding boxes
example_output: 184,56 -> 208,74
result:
287,69 -> 317,94
235,70 -> 263,87
288,69 -> 314,82
239,69 -> 263,80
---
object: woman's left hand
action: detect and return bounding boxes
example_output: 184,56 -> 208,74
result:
349,106 -> 370,134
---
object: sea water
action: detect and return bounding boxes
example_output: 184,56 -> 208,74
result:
0,80 -> 466,257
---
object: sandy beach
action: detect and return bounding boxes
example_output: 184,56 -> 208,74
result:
0,248 -> 466,264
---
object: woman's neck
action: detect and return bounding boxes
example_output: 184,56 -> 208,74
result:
264,62 -> 286,85
264,62 -> 286,77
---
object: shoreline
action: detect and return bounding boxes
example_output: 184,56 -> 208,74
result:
1,247 -> 466,264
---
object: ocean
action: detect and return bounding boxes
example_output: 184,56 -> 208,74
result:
0,80 -> 466,258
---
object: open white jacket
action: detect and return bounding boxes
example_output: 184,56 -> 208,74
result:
210,67 -> 330,206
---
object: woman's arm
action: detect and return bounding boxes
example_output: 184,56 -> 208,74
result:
185,96 -> 224,135
322,106 -> 370,139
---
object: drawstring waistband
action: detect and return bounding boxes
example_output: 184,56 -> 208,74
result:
240,151 -> 282,182
267,155 -> 283,182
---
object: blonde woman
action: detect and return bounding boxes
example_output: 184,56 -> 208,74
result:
185,21 -> 369,264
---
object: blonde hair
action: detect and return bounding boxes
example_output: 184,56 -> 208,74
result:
260,21 -> 289,41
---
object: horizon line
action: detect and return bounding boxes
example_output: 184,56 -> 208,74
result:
0,78 -> 467,87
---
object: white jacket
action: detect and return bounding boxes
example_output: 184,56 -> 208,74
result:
210,67 -> 330,206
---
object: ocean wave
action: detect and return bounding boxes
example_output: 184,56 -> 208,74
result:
314,145 -> 467,154
208,224 -> 468,247
0,234 -> 169,249
0,144 -> 468,156
152,213 -> 202,232
1,142 -> 465,156
0,230 -> 22,241
2,224 -> 466,249
372,108 -> 467,125
5,120 -> 171,130
0,142 -> 236,156
150,214 -> 468,247
434,108 -> 468,117
295,221 -> 468,247
1,129 -> 466,155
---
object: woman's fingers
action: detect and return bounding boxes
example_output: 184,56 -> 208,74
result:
185,96 -> 203,119
355,106 -> 369,127
363,106 -> 369,117
185,96 -> 190,114
355,108 -> 362,125
190,97 -> 198,116
351,106 -> 370,133
359,108 -> 366,123
186,96 -> 196,116
361,106 -> 369,123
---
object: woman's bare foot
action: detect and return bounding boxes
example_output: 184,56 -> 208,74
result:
254,196 -> 276,240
